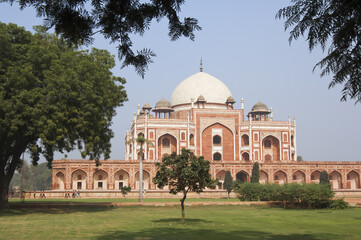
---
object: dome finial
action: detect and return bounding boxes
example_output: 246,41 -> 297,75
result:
200,58 -> 203,72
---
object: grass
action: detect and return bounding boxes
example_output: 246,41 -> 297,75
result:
8,197 -> 239,204
1,204 -> 360,239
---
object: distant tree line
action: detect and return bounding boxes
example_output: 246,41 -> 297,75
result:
9,162 -> 52,191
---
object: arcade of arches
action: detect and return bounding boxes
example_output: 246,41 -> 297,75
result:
53,162 -> 361,191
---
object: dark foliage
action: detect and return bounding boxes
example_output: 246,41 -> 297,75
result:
250,162 -> 260,183
277,0 -> 361,104
320,170 -> 330,185
234,182 -> 338,209
223,171 -> 233,199
4,0 -> 201,77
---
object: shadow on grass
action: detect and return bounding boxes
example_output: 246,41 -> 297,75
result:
152,218 -> 212,224
0,205 -> 116,216
94,228 -> 339,240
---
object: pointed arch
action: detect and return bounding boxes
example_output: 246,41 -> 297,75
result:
157,133 -> 178,158
241,134 -> 249,146
54,172 -> 65,190
347,170 -> 360,189
72,169 -> 87,190
114,170 -> 130,190
292,170 -> 305,183
241,152 -> 250,161
201,122 -> 234,161
236,170 -> 249,183
216,170 -> 226,189
93,170 -> 108,190
310,170 -> 321,183
329,171 -> 342,190
274,170 -> 287,185
135,170 -> 151,190
262,135 -> 280,161
260,170 -> 268,184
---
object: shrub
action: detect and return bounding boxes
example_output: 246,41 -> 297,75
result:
329,198 -> 348,209
234,182 -> 337,209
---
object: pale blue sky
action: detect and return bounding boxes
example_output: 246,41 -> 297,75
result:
1,1 -> 360,162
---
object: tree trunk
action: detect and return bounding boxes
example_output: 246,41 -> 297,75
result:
180,191 -> 187,223
0,176 -> 9,211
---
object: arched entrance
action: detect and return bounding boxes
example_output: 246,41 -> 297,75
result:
236,171 -> 249,183
114,170 -> 129,189
216,170 -> 226,189
93,170 -> 108,190
292,170 -> 305,183
310,171 -> 321,183
260,170 -> 268,184
241,152 -> 250,161
72,170 -> 87,190
347,171 -> 360,189
135,170 -> 150,190
274,170 -> 287,185
262,136 -> 280,161
54,172 -> 65,190
158,134 -> 177,158
329,171 -> 342,190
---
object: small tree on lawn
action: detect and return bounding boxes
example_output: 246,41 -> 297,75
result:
223,171 -> 233,199
320,171 -> 330,186
250,162 -> 260,183
153,149 -> 216,222
120,186 -> 131,199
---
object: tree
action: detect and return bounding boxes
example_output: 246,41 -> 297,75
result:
4,0 -> 201,77
9,162 -> 52,191
223,171 -> 233,199
120,186 -> 131,199
250,162 -> 260,183
320,171 -> 330,186
153,149 -> 216,222
0,23 -> 127,210
297,156 -> 303,162
277,0 -> 361,104
135,134 -> 153,202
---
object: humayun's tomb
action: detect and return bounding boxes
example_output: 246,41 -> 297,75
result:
51,67 -> 361,197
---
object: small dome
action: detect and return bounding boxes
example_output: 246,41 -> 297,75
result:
155,97 -> 171,109
142,102 -> 151,110
251,101 -> 269,112
197,95 -> 206,102
226,95 -> 235,103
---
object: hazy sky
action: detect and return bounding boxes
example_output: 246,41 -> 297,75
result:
1,1 -> 360,162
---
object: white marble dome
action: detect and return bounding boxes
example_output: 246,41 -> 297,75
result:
170,72 -> 233,107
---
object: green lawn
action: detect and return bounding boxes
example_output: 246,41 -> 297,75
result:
1,205 -> 360,240
8,197 -> 239,204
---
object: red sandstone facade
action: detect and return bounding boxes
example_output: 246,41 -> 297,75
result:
52,71 -> 361,192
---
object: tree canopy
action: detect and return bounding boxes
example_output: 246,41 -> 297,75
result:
153,149 -> 215,222
4,0 -> 201,77
0,22 -> 127,209
9,162 -> 52,191
320,171 -> 330,186
277,0 -> 361,104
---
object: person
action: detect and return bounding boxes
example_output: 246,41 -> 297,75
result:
72,190 -> 75,198
41,191 -> 46,199
21,191 -> 25,203
77,189 -> 80,198
33,191 -> 36,199
65,191 -> 68,198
